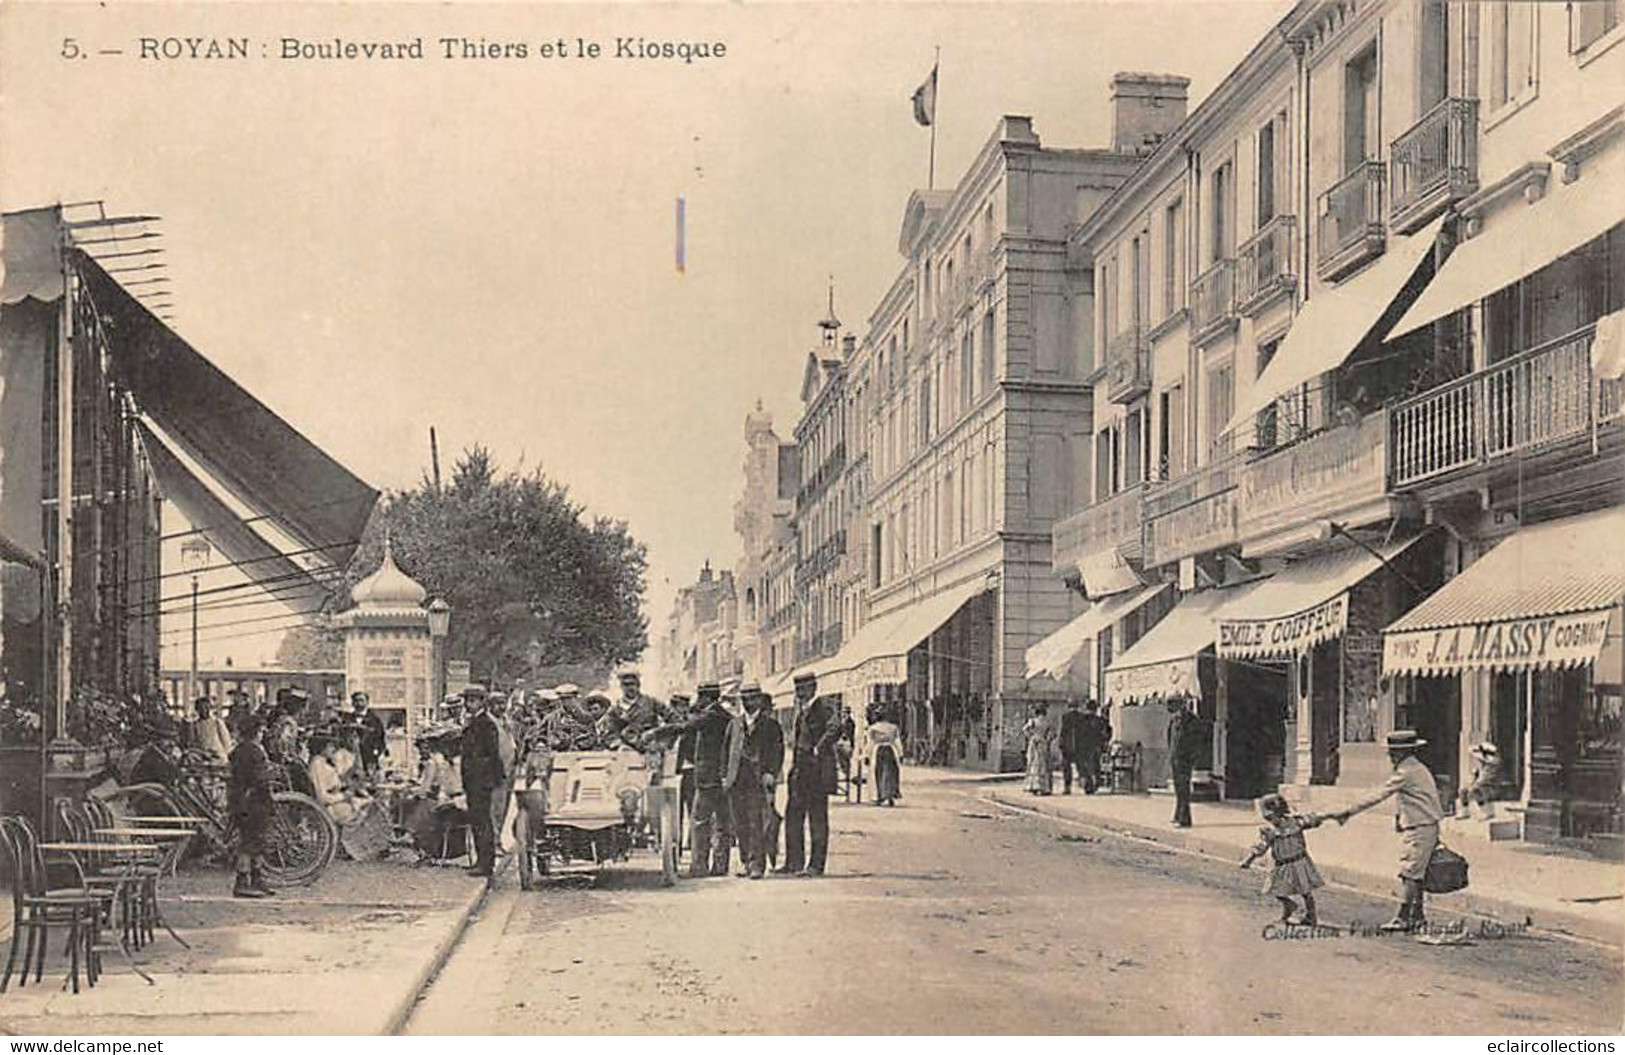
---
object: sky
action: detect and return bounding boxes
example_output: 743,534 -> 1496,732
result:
0,0 -> 1291,669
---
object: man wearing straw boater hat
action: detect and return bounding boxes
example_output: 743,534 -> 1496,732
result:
1333,729 -> 1446,932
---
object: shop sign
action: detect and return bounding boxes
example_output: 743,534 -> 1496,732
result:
1105,656 -> 1199,702
1144,490 -> 1238,566
1383,608 -> 1615,676
1218,594 -> 1349,660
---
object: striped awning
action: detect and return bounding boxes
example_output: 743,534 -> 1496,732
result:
1383,507 -> 1625,676
1104,580 -> 1267,701
1025,582 -> 1169,683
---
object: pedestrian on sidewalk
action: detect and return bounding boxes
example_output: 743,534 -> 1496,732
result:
1023,704 -> 1056,796
1240,793 -> 1327,926
656,682 -> 734,877
1058,699 -> 1084,794
1167,695 -> 1202,827
1332,729 -> 1445,932
723,683 -> 784,879
227,714 -> 274,898
780,672 -> 839,876
865,702 -> 903,806
459,686 -> 507,878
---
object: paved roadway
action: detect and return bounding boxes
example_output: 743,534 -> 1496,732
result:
404,775 -> 1622,1035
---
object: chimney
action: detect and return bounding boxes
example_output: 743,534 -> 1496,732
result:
1110,73 -> 1190,156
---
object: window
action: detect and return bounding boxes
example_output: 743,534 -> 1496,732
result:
962,329 -> 976,405
1419,0 -> 1451,112
1210,162 -> 1234,261
1124,408 -> 1145,485
981,311 -> 996,390
1488,2 -> 1536,111
1207,362 -> 1235,455
1101,256 -> 1117,339
943,470 -> 956,547
1257,120 -> 1277,226
1163,198 -> 1185,317
1095,426 -> 1112,502
1344,44 -> 1380,170
1573,0 -> 1621,52
920,377 -> 932,444
1159,383 -> 1186,480
1254,338 -> 1283,449
871,523 -> 883,587
1131,234 -> 1148,329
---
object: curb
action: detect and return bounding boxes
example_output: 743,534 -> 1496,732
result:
380,861 -> 504,1036
984,789 -> 1623,949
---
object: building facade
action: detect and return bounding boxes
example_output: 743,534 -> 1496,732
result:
768,111 -> 1149,770
659,562 -> 745,693
732,401 -> 797,685
1047,0 -> 1623,841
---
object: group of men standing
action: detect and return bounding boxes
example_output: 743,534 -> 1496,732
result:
667,670 -> 840,880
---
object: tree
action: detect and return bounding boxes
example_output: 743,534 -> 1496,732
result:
337,447 -> 649,685
274,624 -> 345,670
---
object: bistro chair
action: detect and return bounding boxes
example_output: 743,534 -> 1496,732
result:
56,800 -> 158,953
83,798 -> 188,951
0,816 -> 105,994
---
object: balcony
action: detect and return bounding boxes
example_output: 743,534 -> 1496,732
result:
1142,448 -> 1252,567
1105,323 -> 1151,404
1190,259 -> 1239,345
794,528 -> 848,588
1390,325 -> 1624,490
1236,215 -> 1297,315
1051,484 -> 1146,573
1389,98 -> 1478,235
1317,161 -> 1386,282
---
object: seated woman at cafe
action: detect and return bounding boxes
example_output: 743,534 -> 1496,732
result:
309,734 -> 372,825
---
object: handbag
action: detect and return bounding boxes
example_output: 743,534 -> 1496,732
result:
1423,841 -> 1470,894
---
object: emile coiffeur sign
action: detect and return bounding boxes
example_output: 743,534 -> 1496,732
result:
1218,594 -> 1348,660
1383,608 -> 1615,676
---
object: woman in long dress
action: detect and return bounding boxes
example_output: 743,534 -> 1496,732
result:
1024,704 -> 1056,795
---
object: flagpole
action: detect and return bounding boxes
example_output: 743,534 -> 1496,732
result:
928,46 -> 940,190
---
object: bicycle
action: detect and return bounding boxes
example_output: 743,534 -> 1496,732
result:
97,744 -> 337,887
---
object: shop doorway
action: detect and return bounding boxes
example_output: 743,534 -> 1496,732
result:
1490,672 -> 1530,801
1402,676 -> 1462,804
1226,660 -> 1289,799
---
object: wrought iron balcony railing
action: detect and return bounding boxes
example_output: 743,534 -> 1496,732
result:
1236,214 -> 1297,314
1191,258 -> 1238,345
1390,97 -> 1478,235
1317,161 -> 1386,282
1104,324 -> 1151,404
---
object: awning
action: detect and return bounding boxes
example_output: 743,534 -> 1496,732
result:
1218,536 -> 1425,660
75,251 -> 378,570
1104,580 -> 1267,701
1391,147 -> 1625,340
825,578 -> 992,691
140,423 -> 334,616
1224,215 -> 1446,436
0,208 -> 63,305
1384,506 -> 1625,676
1079,548 -> 1143,598
1025,582 -> 1170,682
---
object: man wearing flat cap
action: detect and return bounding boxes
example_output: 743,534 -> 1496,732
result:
1333,729 -> 1445,931
781,671 -> 840,876
599,669 -> 670,748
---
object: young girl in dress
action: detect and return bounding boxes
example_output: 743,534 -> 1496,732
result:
1240,793 -> 1328,926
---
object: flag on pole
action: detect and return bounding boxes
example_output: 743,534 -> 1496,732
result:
911,64 -> 938,127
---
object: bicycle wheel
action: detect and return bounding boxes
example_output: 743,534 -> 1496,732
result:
260,791 -> 338,886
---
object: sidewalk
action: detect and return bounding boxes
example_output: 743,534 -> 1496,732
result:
0,859 -> 487,1035
981,781 -> 1624,947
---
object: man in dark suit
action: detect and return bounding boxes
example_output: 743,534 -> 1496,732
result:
352,692 -> 387,777
1166,694 -> 1202,827
1058,699 -> 1085,795
655,682 -> 734,877
723,683 -> 784,880
780,672 -> 840,876
1077,701 -> 1110,794
458,685 -> 506,877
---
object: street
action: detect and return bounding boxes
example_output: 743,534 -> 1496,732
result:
404,773 -> 1623,1035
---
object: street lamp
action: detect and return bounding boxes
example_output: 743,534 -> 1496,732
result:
427,597 -> 452,710
180,536 -> 211,707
